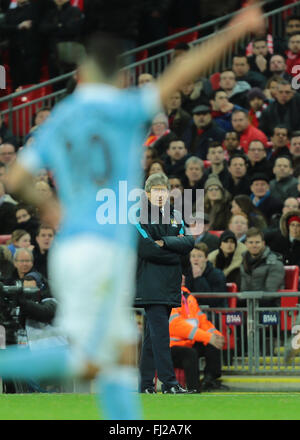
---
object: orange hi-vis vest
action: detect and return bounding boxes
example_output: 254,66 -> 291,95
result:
169,286 -> 222,348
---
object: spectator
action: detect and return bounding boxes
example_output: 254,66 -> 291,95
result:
185,242 -> 227,308
138,73 -> 154,88
169,285 -> 226,392
180,79 -> 212,116
247,88 -> 268,128
268,54 -> 291,81
250,173 -> 283,224
273,14 -> 300,56
231,109 -> 268,154
269,156 -> 298,203
141,147 -> 157,175
208,230 -> 246,289
231,194 -> 267,230
0,143 -> 16,167
39,0 -> 85,79
204,175 -> 232,231
286,32 -> 300,78
15,203 -> 40,242
269,125 -> 292,166
268,197 -> 300,233
210,89 -> 244,132
225,153 -> 251,197
164,139 -> 189,180
259,80 -> 300,137
0,0 -> 42,90
246,140 -> 273,180
165,91 -> 191,139
223,131 -> 242,158
7,229 -> 32,256
206,141 -> 230,188
33,225 -> 55,279
240,228 -> 285,307
135,173 -> 194,394
247,36 -> 272,77
0,181 -> 17,233
232,53 -> 267,89
290,131 -> 300,170
219,68 -> 251,109
182,156 -> 207,209
265,209 -> 300,267
145,113 -> 175,157
10,247 -> 34,282
264,75 -> 282,101
228,213 -> 249,243
182,104 -> 226,160
191,213 -> 220,253
145,159 -> 167,179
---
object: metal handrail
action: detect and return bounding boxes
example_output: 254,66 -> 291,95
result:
122,0 -> 280,57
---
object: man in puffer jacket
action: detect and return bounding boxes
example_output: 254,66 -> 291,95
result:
169,286 -> 226,392
240,227 -> 285,307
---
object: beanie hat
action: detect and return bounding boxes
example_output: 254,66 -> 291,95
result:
24,271 -> 44,289
247,87 -> 266,102
219,230 -> 237,247
204,174 -> 224,191
250,173 -> 269,185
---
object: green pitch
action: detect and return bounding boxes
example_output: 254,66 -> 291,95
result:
0,392 -> 299,420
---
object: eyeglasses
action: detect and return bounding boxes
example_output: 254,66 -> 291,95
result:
249,148 -> 264,152
15,259 -> 32,263
207,187 -> 221,192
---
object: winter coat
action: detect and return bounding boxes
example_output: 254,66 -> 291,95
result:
259,93 -> 300,138
269,176 -> 299,203
265,209 -> 300,267
240,246 -> 285,305
169,287 -> 222,348
185,261 -> 227,308
135,201 -> 194,307
208,242 -> 247,289
182,120 -> 226,160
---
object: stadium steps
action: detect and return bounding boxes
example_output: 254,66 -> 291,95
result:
222,376 -> 300,392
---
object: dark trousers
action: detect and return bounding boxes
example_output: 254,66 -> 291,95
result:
171,342 -> 222,391
139,304 -> 177,391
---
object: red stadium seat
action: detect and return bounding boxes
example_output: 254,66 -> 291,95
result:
278,266 -> 299,331
208,230 -> 223,237
210,72 -> 220,91
0,235 -> 11,244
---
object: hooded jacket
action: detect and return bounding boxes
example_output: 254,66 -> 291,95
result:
265,209 -> 300,267
169,286 -> 222,348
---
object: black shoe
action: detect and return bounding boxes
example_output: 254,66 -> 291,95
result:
162,384 -> 189,394
201,377 -> 229,392
141,387 -> 156,394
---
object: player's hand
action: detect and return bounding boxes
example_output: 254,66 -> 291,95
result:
229,0 -> 265,36
209,334 -> 225,350
155,240 -> 164,247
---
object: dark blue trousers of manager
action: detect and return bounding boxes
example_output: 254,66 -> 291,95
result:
139,304 -> 178,391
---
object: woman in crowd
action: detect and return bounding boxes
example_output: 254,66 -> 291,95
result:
231,194 -> 267,230
208,230 -> 247,290
204,175 -> 232,231
7,229 -> 33,257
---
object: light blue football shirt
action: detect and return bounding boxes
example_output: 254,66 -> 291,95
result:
18,83 -> 162,248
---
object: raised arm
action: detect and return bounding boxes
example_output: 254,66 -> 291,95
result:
157,1 -> 265,106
